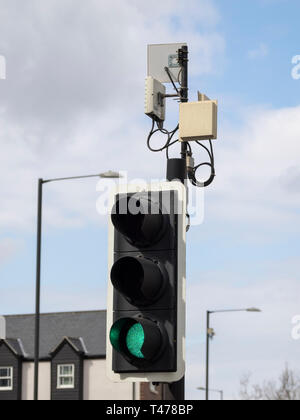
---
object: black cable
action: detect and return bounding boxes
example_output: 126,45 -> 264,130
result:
166,139 -> 191,159
188,140 -> 215,188
147,121 -> 179,153
196,140 -> 214,162
166,139 -> 179,159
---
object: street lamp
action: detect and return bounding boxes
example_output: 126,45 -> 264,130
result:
205,307 -> 261,401
34,171 -> 121,400
197,387 -> 223,401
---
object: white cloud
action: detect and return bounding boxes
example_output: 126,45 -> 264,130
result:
247,43 -> 269,59
207,105 -> 300,234
0,237 -> 21,263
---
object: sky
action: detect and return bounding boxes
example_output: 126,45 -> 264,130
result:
0,0 -> 300,400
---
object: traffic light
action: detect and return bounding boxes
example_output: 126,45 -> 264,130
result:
106,181 -> 186,383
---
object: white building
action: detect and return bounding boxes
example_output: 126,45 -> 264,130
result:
0,310 -> 141,400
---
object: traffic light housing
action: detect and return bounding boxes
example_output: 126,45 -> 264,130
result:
106,181 -> 186,383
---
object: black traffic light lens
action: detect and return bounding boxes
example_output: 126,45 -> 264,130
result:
111,256 -> 166,306
110,317 -> 163,363
111,195 -> 164,247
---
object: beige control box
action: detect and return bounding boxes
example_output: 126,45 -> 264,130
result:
179,96 -> 218,142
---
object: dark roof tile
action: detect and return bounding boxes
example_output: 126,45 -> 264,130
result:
4,311 -> 106,359
0,338 -> 25,357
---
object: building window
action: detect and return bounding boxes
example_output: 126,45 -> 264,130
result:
0,367 -> 13,391
57,364 -> 75,389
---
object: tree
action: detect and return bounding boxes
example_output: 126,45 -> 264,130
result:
239,365 -> 300,400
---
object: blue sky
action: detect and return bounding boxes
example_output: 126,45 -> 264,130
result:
0,0 -> 300,399
204,0 -> 300,108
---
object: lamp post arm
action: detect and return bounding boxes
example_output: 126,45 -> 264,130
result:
210,308 -> 261,314
43,174 -> 103,184
43,171 -> 122,184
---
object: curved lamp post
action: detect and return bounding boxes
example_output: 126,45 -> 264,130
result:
34,171 -> 121,400
205,307 -> 261,401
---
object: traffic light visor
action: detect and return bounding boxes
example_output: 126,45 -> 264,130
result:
110,256 -> 166,306
111,195 -> 164,247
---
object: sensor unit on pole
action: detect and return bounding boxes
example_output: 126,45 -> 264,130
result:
144,76 -> 166,122
179,92 -> 218,142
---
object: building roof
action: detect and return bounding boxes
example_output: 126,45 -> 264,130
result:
50,337 -> 87,356
3,310 -> 106,360
0,338 -> 25,357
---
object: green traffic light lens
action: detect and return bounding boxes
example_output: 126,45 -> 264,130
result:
110,319 -> 145,359
125,323 -> 145,359
110,317 -> 164,365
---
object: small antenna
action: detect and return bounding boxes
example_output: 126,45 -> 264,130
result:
147,43 -> 187,84
198,91 -> 210,102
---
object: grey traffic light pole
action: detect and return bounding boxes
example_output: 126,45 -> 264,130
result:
164,45 -> 189,401
205,308 -> 261,401
34,171 -> 121,401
